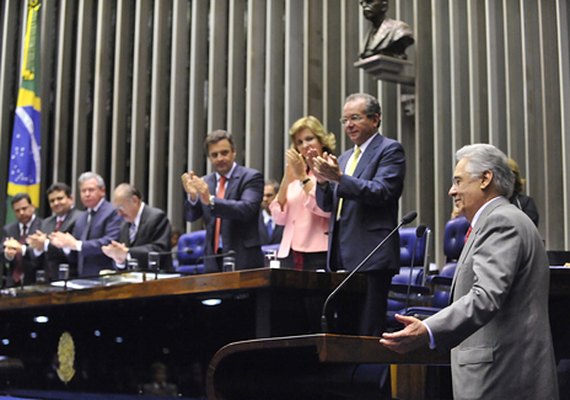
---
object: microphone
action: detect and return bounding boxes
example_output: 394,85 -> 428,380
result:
196,250 -> 237,272
405,224 -> 427,312
320,210 -> 417,333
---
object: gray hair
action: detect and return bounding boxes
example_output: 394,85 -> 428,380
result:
78,172 -> 106,190
264,178 -> 280,193
345,93 -> 382,118
456,144 -> 514,198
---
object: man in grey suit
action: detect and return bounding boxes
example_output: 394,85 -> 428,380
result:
27,183 -> 84,281
102,183 -> 171,270
380,144 -> 558,399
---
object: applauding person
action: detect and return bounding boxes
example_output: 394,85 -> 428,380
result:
269,116 -> 336,270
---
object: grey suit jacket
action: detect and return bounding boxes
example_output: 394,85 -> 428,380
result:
426,197 -> 558,399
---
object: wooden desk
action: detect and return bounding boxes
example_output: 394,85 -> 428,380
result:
0,269 -> 364,397
207,334 -> 450,400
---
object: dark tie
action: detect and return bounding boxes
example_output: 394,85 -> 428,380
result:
83,209 -> 95,240
54,217 -> 64,232
214,176 -> 226,253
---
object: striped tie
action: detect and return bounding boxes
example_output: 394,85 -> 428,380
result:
336,147 -> 361,220
214,175 -> 227,253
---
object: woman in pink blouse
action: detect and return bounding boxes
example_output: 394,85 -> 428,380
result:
269,116 -> 336,270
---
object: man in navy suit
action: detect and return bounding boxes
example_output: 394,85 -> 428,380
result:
27,182 -> 84,281
51,172 -> 121,277
102,183 -> 171,270
310,93 -> 406,336
258,179 -> 283,246
2,193 -> 43,286
181,130 -> 264,272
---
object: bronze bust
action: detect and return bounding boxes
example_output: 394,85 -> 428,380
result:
359,0 -> 414,59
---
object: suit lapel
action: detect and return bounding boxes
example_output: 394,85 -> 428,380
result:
353,134 -> 382,178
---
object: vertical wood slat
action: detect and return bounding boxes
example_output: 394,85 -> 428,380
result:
168,0 -> 190,228
227,0 -> 247,165
148,0 -> 171,209
264,0 -> 285,180
244,0 -> 266,170
92,0 -> 114,180
130,0 -> 152,192
556,0 -> 570,248
52,0 -> 75,184
72,0 -> 95,193
110,0 -> 135,189
208,0 -> 228,133
187,1 -> 209,178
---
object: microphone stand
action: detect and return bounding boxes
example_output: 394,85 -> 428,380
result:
320,211 -> 417,333
405,225 -> 426,312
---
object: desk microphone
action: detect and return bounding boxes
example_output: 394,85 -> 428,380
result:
196,250 -> 237,272
320,210 -> 417,333
405,224 -> 427,312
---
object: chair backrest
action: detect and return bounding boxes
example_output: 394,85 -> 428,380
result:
399,227 -> 431,267
443,216 -> 470,262
177,230 -> 207,265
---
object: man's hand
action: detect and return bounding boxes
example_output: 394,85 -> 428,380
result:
191,175 -> 211,205
181,172 -> 199,200
379,314 -> 430,354
311,152 -> 342,183
101,240 -> 129,264
306,148 -> 328,184
27,231 -> 47,251
3,237 -> 22,260
49,231 -> 79,250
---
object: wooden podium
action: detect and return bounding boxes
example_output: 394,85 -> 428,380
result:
207,333 -> 450,400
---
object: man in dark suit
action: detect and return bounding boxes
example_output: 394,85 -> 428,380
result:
102,183 -> 171,270
50,172 -> 121,277
2,193 -> 43,286
310,93 -> 406,336
380,144 -> 558,399
27,182 -> 84,282
258,179 -> 283,246
181,130 -> 264,272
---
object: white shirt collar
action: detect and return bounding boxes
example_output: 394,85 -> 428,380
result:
133,202 -> 145,227
471,196 -> 503,228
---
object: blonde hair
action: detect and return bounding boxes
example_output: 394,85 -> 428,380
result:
507,158 -> 525,194
288,116 -> 336,153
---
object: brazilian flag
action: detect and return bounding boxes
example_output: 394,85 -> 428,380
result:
6,0 -> 42,223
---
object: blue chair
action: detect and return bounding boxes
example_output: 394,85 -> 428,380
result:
387,227 -> 432,329
402,218 -> 468,320
176,230 -> 207,275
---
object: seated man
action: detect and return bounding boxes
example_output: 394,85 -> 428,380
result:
102,183 -> 172,270
27,182 -> 84,281
50,172 -> 121,277
2,193 -> 42,286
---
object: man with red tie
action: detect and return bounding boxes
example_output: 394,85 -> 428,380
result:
181,130 -> 264,272
2,193 -> 43,286
27,183 -> 84,282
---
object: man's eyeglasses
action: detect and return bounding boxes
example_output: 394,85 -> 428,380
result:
339,114 -> 366,125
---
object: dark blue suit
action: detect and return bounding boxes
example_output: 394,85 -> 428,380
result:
316,133 -> 406,335
184,164 -> 264,272
72,200 -> 122,277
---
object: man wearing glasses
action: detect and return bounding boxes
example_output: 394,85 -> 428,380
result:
310,92 -> 406,337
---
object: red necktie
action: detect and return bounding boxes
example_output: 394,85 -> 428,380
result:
55,217 -> 63,232
13,225 -> 27,284
213,175 -> 226,253
464,226 -> 472,243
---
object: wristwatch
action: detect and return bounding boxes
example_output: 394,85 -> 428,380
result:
299,177 -> 311,187
209,195 -> 216,207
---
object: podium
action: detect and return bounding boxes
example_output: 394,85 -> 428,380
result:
207,333 -> 450,400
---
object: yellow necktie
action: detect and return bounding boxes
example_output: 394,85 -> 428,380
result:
337,147 -> 361,220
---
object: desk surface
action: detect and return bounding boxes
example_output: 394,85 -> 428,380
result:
0,268 -> 363,311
